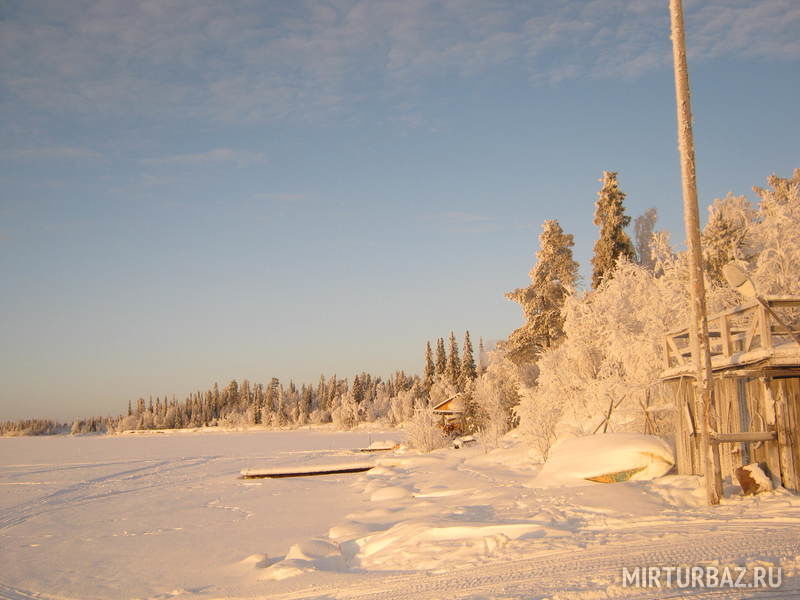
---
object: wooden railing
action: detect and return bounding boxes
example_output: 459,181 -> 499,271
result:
663,296 -> 800,370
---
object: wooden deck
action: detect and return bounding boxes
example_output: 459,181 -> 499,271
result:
662,296 -> 800,378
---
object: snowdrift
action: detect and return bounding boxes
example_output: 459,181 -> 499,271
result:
534,433 -> 674,487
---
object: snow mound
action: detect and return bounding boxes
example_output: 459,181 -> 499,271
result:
261,538 -> 345,580
237,553 -> 270,569
534,433 -> 674,487
329,520 -> 373,541
356,520 -> 557,570
370,485 -> 413,502
649,475 -> 707,507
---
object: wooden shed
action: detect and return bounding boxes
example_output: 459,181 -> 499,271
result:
432,394 -> 466,435
660,297 -> 800,493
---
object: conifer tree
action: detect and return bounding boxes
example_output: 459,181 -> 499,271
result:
591,171 -> 635,288
459,331 -> 477,389
634,208 -> 658,272
446,331 -> 460,386
424,341 -> 435,390
435,338 -> 447,378
506,219 -> 579,363
478,337 -> 487,375
352,374 -> 365,404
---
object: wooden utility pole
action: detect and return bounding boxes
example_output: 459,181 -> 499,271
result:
668,0 -> 722,505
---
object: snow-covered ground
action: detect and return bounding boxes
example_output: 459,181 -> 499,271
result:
2,429 -> 799,600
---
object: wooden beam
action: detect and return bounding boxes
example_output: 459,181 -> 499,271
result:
719,313 -> 732,357
743,309 -> 760,352
710,431 -> 777,444
758,303 -> 773,350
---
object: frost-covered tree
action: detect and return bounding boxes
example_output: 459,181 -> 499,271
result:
517,259 -> 690,445
591,171 -> 635,288
465,349 -> 521,439
750,169 -> 800,295
459,331 -> 477,389
446,331 -> 460,386
505,219 -> 579,364
405,407 -> 447,452
634,208 -> 658,272
423,341 -> 435,390
477,337 -> 487,375
702,193 -> 756,284
434,338 -> 446,378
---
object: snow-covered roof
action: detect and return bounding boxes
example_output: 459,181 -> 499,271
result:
432,394 -> 465,414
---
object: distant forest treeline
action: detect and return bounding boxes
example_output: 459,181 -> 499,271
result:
1,332 -> 483,436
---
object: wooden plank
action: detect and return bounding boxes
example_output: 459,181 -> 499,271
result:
761,377 -> 783,486
716,379 -> 732,479
759,304 -> 773,350
771,379 -> 798,492
743,310 -> 760,352
782,378 -> 800,489
719,314 -> 732,357
710,431 -> 777,443
666,336 -> 686,366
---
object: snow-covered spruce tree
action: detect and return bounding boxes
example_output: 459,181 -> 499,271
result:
591,171 -> 635,288
459,331 -> 477,390
478,337 -> 487,375
634,208 -> 658,272
434,338 -> 446,378
331,390 -> 359,430
505,219 -> 579,364
446,331 -> 460,386
424,341 -> 435,391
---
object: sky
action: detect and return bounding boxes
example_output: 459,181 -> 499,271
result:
1,0 -> 799,420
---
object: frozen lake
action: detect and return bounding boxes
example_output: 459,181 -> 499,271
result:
0,428 -> 396,599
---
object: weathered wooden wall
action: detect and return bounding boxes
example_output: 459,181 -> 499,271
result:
669,373 -> 799,492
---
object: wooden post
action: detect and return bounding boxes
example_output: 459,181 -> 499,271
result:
758,303 -> 772,350
719,314 -> 731,357
760,377 -> 783,487
669,0 -> 722,504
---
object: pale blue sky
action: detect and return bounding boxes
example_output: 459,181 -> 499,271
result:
1,0 -> 798,420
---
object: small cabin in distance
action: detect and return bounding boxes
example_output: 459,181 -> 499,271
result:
432,394 -> 466,435
660,296 -> 800,493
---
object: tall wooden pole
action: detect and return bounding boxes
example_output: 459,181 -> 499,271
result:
668,0 -> 722,505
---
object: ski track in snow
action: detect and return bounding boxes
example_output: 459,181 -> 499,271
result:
0,456 -> 219,532
271,524 -> 800,600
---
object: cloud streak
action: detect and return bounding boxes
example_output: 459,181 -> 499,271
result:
1,1 -> 797,124
141,148 -> 267,168
2,146 -> 102,160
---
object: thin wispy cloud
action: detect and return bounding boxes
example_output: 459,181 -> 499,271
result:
1,1 -> 797,125
2,146 -> 102,160
141,148 -> 267,168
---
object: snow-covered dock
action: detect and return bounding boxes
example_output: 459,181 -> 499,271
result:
240,462 -> 375,478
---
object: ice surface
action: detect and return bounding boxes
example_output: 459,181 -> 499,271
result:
2,430 -> 799,599
0,428 -> 393,599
